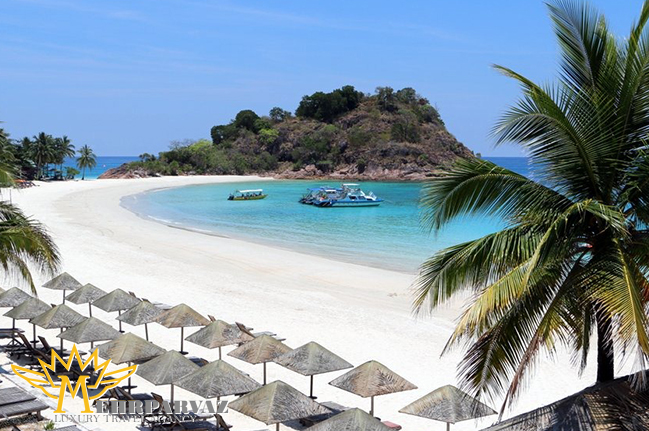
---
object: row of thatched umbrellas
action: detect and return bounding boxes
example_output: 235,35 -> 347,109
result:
0,274 -> 498,430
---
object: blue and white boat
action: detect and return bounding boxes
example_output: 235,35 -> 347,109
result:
312,184 -> 383,207
299,186 -> 342,205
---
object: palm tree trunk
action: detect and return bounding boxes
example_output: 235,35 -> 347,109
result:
596,310 -> 615,382
82,167 -> 85,180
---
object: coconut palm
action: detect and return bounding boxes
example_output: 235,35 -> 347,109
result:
415,0 -> 649,414
76,145 -> 96,180
54,136 -> 75,174
30,132 -> 56,179
0,145 -> 60,291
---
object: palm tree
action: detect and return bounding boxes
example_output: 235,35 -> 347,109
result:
416,0 -> 649,414
30,132 -> 56,179
76,145 -> 96,180
0,143 -> 60,291
54,136 -> 75,174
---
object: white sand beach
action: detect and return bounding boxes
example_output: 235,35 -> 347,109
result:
0,176 -> 609,430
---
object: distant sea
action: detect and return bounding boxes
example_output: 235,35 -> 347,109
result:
122,157 -> 530,273
62,156 -> 138,180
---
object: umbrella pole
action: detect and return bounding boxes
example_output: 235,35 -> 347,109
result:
145,323 -> 149,341
263,362 -> 267,385
32,324 -> 37,347
62,290 -> 66,304
309,375 -> 314,399
370,396 -> 374,417
171,384 -> 174,413
180,327 -> 185,354
276,423 -> 280,431
10,318 -> 15,346
90,341 -> 94,350
89,303 -> 92,317
118,310 -> 123,333
128,362 -> 132,394
447,423 -> 450,431
218,346 -> 222,360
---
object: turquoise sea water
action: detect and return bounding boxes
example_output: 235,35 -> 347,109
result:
62,156 -> 138,180
122,157 -> 530,273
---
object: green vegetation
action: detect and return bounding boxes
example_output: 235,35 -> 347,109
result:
0,126 -> 93,180
0,126 -> 61,292
113,86 -> 470,179
416,0 -> 649,414
76,145 -> 97,180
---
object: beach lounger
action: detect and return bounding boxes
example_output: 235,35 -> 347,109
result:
0,387 -> 48,421
38,336 -> 85,357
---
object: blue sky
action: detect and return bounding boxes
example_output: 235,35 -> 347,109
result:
0,0 -> 644,156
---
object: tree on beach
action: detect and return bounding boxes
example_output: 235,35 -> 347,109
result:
0,134 -> 60,291
30,132 -> 56,179
76,145 -> 96,180
416,0 -> 649,414
54,136 -> 75,173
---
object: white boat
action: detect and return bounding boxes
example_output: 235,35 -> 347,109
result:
312,184 -> 383,207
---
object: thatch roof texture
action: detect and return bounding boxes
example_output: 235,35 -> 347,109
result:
4,298 -> 50,320
480,373 -> 649,431
58,317 -> 120,344
400,385 -> 496,424
42,272 -> 82,291
155,304 -> 209,328
274,342 -> 352,376
93,289 -> 140,312
0,287 -> 31,307
30,304 -> 86,329
329,360 -> 417,398
228,380 -> 330,425
176,359 -> 260,399
185,319 -> 254,349
228,334 -> 292,365
97,332 -> 165,364
136,350 -> 199,386
307,408 -> 392,431
116,300 -> 164,326
65,284 -> 107,305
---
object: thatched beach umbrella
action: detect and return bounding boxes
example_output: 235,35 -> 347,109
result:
480,372 -> 649,431
155,304 -> 209,354
4,297 -> 50,346
185,319 -> 253,359
116,300 -> 164,341
400,385 -> 496,431
0,287 -> 30,307
229,380 -> 330,431
136,350 -> 199,407
0,287 -> 32,338
329,360 -> 417,416
275,341 -> 352,398
65,283 -> 106,317
176,359 -> 260,403
30,304 -> 86,351
228,334 -> 291,384
42,272 -> 82,304
58,316 -> 120,349
97,332 -> 166,393
308,408 -> 392,431
93,289 -> 140,333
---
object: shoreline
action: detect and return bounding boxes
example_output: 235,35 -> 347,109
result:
118,182 -> 420,275
3,175 -> 612,430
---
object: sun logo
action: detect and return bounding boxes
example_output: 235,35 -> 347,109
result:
11,345 -> 136,413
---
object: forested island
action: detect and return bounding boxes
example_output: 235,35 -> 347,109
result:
102,86 -> 473,181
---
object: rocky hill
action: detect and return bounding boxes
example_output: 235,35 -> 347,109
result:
100,86 -> 473,181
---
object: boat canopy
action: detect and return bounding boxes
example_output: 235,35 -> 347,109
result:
236,189 -> 263,193
342,183 -> 360,187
